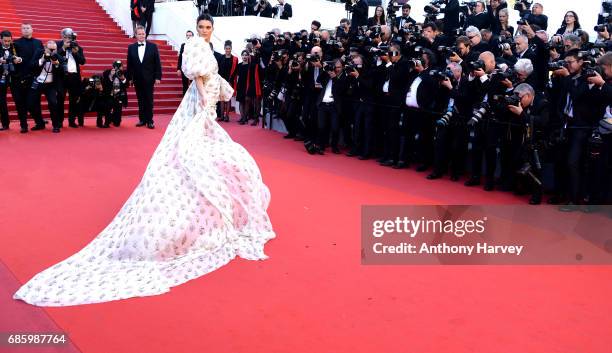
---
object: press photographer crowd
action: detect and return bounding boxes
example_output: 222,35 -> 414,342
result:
1,25 -> 130,133
209,0 -> 612,210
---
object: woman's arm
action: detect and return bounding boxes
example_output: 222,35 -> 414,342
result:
195,76 -> 207,108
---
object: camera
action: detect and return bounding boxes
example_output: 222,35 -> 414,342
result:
467,59 -> 485,71
323,61 -> 336,72
547,61 -> 565,71
69,33 -> 79,49
461,0 -> 478,11
44,52 -> 60,62
87,76 -> 101,89
424,0 -> 444,14
516,17 -> 528,26
513,0 -> 533,11
429,68 -> 454,81
437,108 -> 455,127
0,54 -> 15,85
594,24 -> 611,32
491,93 -> 521,110
490,68 -> 518,83
468,102 -> 490,126
344,63 -> 357,75
437,46 -> 458,57
305,53 -> 320,62
271,50 -> 283,62
112,60 -> 122,70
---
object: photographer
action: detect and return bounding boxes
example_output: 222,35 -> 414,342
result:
346,54 -> 376,160
254,0 -> 273,18
465,1 -> 492,30
516,2 -> 548,31
78,75 -> 109,128
56,28 -> 86,128
0,30 -> 18,131
347,0 -> 369,32
379,43 -> 411,168
316,59 -> 346,154
28,41 -> 64,133
403,48 -> 445,172
465,26 -> 491,55
550,49 -> 605,210
272,0 -> 292,20
394,4 -> 417,32
302,46 -> 324,148
448,35 -> 481,74
428,0 -> 462,36
13,23 -> 44,133
103,61 -> 128,127
281,52 -> 306,139
507,83 -> 550,204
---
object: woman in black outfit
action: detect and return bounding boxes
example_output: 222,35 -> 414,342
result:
556,11 -> 582,36
217,40 -> 238,122
367,6 -> 386,27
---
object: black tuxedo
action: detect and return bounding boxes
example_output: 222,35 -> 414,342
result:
0,44 -> 17,129
441,0 -> 461,35
395,16 -> 417,30
467,12 -> 492,30
127,41 -> 162,124
350,0 -> 369,31
56,41 -> 86,125
140,0 -> 156,36
272,3 -> 292,19
177,43 -> 190,95
13,37 -> 44,130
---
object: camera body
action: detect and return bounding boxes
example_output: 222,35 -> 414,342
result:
467,59 -> 485,72
323,61 -> 336,73
429,68 -> 454,81
513,0 -> 533,11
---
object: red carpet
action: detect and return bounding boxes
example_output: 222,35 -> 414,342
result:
1,116 -> 612,353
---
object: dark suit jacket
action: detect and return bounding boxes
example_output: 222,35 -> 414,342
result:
13,37 -> 44,80
441,0 -> 461,34
30,49 -> 65,90
55,41 -> 86,75
126,41 -> 162,85
351,0 -> 369,29
316,71 -> 347,114
272,3 -> 292,19
177,43 -> 185,71
141,0 -> 155,13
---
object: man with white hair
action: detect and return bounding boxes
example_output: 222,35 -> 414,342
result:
514,58 -> 537,88
514,35 -> 535,63
56,28 -> 86,127
465,26 -> 491,54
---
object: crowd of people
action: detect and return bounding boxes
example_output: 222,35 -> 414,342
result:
0,23 -> 163,133
205,0 -> 612,210
190,0 -> 293,19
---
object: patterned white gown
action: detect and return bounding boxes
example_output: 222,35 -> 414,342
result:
13,36 -> 276,306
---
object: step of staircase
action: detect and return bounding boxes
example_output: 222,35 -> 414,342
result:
2,0 -> 182,122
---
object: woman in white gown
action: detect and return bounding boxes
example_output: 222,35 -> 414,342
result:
13,14 -> 276,306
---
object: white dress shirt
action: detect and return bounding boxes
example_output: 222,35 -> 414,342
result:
405,76 -> 422,108
137,41 -> 146,62
66,51 -> 77,73
322,79 -> 334,103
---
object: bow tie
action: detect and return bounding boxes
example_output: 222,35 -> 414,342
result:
138,43 -> 145,47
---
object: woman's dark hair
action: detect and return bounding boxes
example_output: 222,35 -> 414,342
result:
374,6 -> 386,24
241,50 -> 249,56
197,14 -> 214,26
561,11 -> 581,30
224,40 -> 232,48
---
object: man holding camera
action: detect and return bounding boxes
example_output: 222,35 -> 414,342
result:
0,30 -> 19,131
346,0 -> 369,33
255,0 -> 273,18
466,1 -> 491,30
316,59 -> 346,154
505,83 -> 549,204
272,0 -> 292,20
56,28 -> 86,128
13,23 -> 44,133
29,41 -> 64,133
103,61 -> 129,127
77,75 -> 110,128
517,2 -> 548,31
550,49 -> 605,210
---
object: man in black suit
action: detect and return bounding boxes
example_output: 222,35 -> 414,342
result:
56,28 -> 86,127
0,30 -> 18,131
254,0 -> 273,17
272,0 -> 292,20
316,60 -> 346,154
349,0 -> 368,33
13,23 -> 44,133
177,30 -> 194,95
466,1 -> 492,30
139,0 -> 155,37
127,26 -> 162,129
29,41 -> 64,133
394,4 -> 417,32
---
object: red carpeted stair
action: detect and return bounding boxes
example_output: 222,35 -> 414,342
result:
0,0 -> 183,121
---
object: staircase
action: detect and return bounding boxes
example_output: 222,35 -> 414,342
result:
0,0 -> 183,121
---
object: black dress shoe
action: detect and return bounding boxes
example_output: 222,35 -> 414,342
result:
358,155 -> 370,160
147,122 -> 155,129
464,177 -> 480,187
416,164 -> 429,172
392,161 -> 408,169
427,172 -> 443,180
223,116 -> 230,122
529,194 -> 542,205
113,122 -> 121,127
97,125 -> 109,128
0,126 -> 8,131
238,119 -> 247,125
346,151 -> 358,157
31,125 -> 45,131
52,127 -> 60,133
483,181 -> 495,192
316,147 -> 325,155
136,121 -> 146,127
547,196 -> 564,205
283,134 -> 296,139
450,174 -> 460,182
332,147 -> 341,154
293,135 -> 305,141
68,122 -> 78,128
20,127 -> 28,133
380,160 -> 395,167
